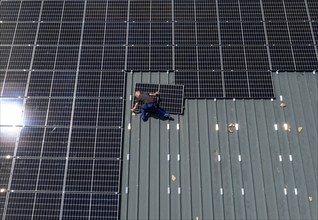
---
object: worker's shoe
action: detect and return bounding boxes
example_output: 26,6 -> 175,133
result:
142,112 -> 150,121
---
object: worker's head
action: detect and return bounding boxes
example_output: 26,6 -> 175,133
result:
134,90 -> 141,98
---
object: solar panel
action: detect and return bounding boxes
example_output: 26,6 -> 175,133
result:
134,83 -> 184,114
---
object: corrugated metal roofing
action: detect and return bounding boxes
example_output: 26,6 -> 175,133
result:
120,72 -> 317,219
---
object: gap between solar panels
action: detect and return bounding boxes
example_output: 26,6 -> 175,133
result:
134,83 -> 184,115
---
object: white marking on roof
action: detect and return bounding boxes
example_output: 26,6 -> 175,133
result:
284,188 -> 287,195
220,188 -> 223,195
129,95 -> 132,100
274,124 -> 278,130
279,155 -> 282,162
283,123 -> 288,130
289,155 -> 293,161
168,187 -> 170,194
235,123 -> 239,130
167,124 -> 170,130
128,123 -> 131,130
125,187 -> 129,194
177,123 -> 180,130
215,124 -> 219,131
178,187 -> 181,194
167,154 -> 170,161
218,155 -> 221,161
241,188 -> 245,195
238,155 -> 241,161
280,95 -> 283,101
294,188 -> 298,195
177,154 -> 180,161
126,154 -> 130,161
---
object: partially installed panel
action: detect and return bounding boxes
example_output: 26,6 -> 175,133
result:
134,83 -> 184,114
0,0 -> 126,219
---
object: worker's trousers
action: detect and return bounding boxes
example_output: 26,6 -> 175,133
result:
141,103 -> 169,121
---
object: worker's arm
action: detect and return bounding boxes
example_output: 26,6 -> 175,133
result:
149,91 -> 159,96
131,102 -> 139,112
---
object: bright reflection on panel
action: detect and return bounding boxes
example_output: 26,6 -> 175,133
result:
0,100 -> 23,126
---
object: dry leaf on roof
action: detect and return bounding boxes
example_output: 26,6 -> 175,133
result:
309,196 -> 313,202
287,126 -> 291,133
228,128 -> 233,133
280,102 -> 286,108
298,127 -> 303,133
228,123 -> 235,127
171,175 -> 176,182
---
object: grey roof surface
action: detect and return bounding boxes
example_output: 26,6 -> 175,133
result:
121,72 -> 317,220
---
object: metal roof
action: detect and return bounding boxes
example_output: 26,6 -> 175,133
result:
120,71 -> 317,219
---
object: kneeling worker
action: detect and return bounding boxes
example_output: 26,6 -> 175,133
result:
131,90 -> 171,121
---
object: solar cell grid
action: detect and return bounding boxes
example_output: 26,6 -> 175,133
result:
197,46 -> 221,70
127,46 -> 150,70
37,22 -> 61,45
0,47 -> 11,70
0,1 -> 20,21
23,98 -> 49,126
175,72 -> 199,98
0,159 -> 12,188
195,0 -> 217,22
129,0 -> 150,21
16,127 -> 45,157
150,46 -> 173,70
33,46 -> 57,70
37,159 -> 65,191
51,72 -> 76,97
104,23 -> 127,45
19,1 -> 42,22
1,71 -> 28,97
41,0 -> 64,21
85,1 -> 107,22
151,0 -> 172,21
175,46 -> 197,70
198,72 -> 224,98
79,46 -> 103,70
47,99 -> 73,126
0,23 -> 16,45
8,46 -> 33,70
33,193 -> 62,219
11,159 -> 40,190
0,131 -> 16,156
42,127 -> 69,157
196,22 -> 219,45
103,46 -> 126,70
60,22 -> 82,45
224,71 -> 249,98
128,23 -> 150,45
6,193 -> 35,219
27,72 -> 53,97
150,23 -> 172,45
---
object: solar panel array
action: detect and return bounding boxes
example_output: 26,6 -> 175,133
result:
0,0 -> 317,219
1,0 -> 125,219
134,83 -> 184,114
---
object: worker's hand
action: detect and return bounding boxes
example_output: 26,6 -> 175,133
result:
155,91 -> 160,96
131,108 -> 135,112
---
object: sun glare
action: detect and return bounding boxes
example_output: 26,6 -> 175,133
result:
0,102 -> 23,126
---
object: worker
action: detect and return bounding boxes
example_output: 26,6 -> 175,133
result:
131,90 -> 172,121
